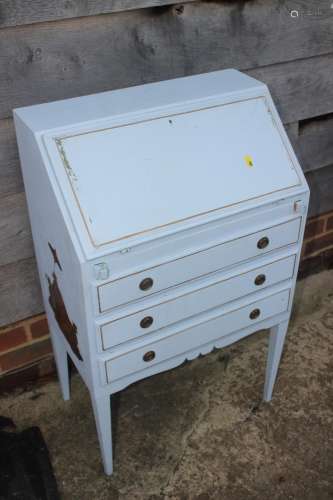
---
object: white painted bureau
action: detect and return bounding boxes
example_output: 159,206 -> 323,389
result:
14,69 -> 309,475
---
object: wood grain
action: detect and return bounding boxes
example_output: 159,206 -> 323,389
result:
297,115 -> 333,172
0,0 -> 332,327
0,257 -> 43,327
0,1 -> 332,120
306,164 -> 333,217
2,67 -> 332,279
247,54 -> 333,124
0,192 -> 34,267
0,119 -> 23,196
285,122 -> 299,145
0,0 -> 197,28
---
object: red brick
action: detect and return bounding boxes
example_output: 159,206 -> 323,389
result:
304,232 -> 333,257
30,317 -> 49,339
298,255 -> 323,280
304,218 -> 325,240
299,247 -> 333,280
0,355 -> 56,395
0,338 -> 52,373
38,356 -> 56,377
323,247 -> 333,269
0,327 -> 27,354
0,362 -> 40,395
327,216 -> 333,231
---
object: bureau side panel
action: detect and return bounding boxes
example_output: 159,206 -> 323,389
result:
14,116 -> 93,388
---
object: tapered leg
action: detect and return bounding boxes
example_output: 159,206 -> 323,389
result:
51,333 -> 70,401
91,393 -> 113,475
263,320 -> 289,402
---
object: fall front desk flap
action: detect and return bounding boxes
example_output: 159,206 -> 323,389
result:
44,96 -> 300,249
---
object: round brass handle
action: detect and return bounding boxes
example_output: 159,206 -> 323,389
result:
139,277 -> 154,291
140,316 -> 154,329
249,308 -> 261,320
143,350 -> 156,362
257,236 -> 269,250
254,274 -> 266,286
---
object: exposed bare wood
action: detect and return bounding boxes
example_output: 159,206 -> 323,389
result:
0,257 -> 43,327
0,192 -> 33,267
0,2 -> 332,120
0,118 -> 23,196
0,0 -> 197,28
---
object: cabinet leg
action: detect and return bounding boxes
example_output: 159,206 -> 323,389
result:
263,320 -> 289,402
51,333 -> 70,401
91,393 -> 113,475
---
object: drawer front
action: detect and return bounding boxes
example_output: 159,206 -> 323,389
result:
100,255 -> 295,350
98,218 -> 300,312
105,289 -> 290,382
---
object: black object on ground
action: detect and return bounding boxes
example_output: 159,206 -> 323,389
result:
0,416 -> 59,500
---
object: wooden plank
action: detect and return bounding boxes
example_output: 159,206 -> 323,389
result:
306,164 -> 333,218
297,115 -> 333,172
1,55 -> 331,284
0,57 -> 332,272
0,119 -> 23,196
285,122 -> 299,145
0,1 -> 333,120
0,0 -> 197,28
0,257 -> 43,327
0,192 -> 34,267
1,0 -> 331,29
286,115 -> 333,173
247,54 -> 333,124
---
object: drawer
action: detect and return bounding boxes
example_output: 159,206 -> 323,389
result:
98,218 -> 300,312
105,288 -> 290,383
100,255 -> 296,350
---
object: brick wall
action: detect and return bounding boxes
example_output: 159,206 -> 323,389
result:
0,315 -> 55,393
299,209 -> 333,278
1,209 -> 333,394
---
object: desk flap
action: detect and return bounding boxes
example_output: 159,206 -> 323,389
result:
51,96 -> 300,247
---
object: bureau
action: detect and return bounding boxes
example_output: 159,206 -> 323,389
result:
14,69 -> 309,475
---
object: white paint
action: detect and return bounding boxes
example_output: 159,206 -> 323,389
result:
98,218 -> 300,311
54,97 -> 300,246
100,255 -> 296,350
105,288 -> 290,382
14,69 -> 309,475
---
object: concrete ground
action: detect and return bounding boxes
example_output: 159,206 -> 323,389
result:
1,270 -> 333,500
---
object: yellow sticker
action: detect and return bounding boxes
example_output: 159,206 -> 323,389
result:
244,155 -> 254,167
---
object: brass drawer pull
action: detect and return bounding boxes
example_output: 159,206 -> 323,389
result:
257,236 -> 269,249
143,350 -> 156,362
139,277 -> 154,291
140,316 -> 154,329
254,274 -> 266,286
249,308 -> 261,320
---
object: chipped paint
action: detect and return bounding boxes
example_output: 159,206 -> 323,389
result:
55,138 -> 78,182
48,242 -> 62,270
46,271 -> 82,361
46,241 -> 82,360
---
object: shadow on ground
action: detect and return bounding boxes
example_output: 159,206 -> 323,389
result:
1,271 -> 333,500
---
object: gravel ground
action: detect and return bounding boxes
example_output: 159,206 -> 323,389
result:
1,270 -> 333,500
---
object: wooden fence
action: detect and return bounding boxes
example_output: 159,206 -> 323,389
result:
0,0 -> 332,326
